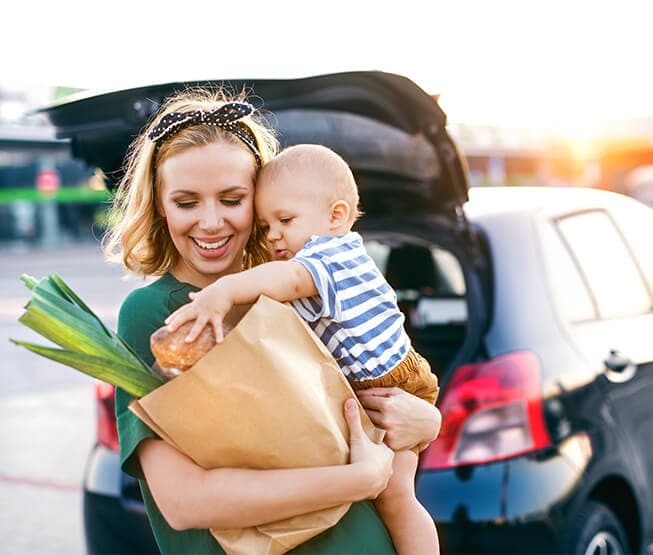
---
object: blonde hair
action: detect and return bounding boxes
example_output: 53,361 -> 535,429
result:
259,144 -> 362,225
102,87 -> 279,276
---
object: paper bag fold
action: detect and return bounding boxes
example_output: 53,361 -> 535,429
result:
130,295 -> 383,554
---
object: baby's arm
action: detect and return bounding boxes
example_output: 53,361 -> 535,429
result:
165,260 -> 317,343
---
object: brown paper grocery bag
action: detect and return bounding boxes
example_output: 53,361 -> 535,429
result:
129,295 -> 383,555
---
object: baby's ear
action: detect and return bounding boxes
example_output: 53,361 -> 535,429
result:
329,200 -> 351,229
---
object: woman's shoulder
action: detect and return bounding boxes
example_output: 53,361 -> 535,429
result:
121,273 -> 171,305
118,274 -> 183,358
118,273 -> 200,356
120,273 -> 196,315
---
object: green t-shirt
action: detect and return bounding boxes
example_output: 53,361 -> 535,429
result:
116,273 -> 395,554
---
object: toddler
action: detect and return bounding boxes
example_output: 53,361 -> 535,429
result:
166,143 -> 440,554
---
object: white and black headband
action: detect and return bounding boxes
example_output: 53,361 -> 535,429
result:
148,101 -> 262,167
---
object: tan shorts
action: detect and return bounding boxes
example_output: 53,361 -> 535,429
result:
350,347 -> 439,405
350,348 -> 439,455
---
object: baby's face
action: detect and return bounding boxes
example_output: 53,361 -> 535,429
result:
255,168 -> 333,260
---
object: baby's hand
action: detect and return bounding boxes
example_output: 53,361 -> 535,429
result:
164,283 -> 234,344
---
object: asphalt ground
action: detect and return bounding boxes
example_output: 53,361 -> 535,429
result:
0,240 -> 144,554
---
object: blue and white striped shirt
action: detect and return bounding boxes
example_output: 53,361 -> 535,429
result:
291,232 -> 410,381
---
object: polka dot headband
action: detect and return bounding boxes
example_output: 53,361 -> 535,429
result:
147,101 -> 262,167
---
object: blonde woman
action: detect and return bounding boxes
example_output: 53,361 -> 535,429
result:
105,87 -> 441,554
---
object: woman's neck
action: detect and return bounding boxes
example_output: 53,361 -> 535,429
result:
170,260 -> 243,289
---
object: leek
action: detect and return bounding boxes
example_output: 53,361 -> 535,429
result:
11,273 -> 163,398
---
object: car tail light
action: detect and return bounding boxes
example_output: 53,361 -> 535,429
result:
421,351 -> 551,470
95,381 -> 119,451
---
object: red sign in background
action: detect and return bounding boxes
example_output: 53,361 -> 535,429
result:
36,169 -> 60,193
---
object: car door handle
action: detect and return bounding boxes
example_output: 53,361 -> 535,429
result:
603,349 -> 637,382
604,349 -> 631,372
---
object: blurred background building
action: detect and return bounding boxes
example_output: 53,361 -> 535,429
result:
0,83 -> 108,245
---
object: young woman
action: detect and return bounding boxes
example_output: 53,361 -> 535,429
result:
104,87 -> 442,554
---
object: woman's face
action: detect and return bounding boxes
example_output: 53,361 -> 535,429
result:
158,141 -> 256,288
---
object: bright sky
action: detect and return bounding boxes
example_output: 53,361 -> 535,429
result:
3,0 -> 653,131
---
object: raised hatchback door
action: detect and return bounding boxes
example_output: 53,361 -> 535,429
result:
39,71 -> 469,217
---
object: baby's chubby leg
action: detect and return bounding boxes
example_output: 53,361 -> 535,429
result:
373,449 -> 440,555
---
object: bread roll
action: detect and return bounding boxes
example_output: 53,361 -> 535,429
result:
150,321 -> 216,375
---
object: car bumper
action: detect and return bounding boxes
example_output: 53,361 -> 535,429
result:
83,444 -> 157,554
417,436 -> 591,554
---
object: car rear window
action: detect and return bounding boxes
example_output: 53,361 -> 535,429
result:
540,220 -> 596,323
556,210 -> 653,320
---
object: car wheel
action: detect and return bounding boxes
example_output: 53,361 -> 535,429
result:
563,500 -> 630,555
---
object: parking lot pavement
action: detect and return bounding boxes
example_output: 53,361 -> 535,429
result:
0,481 -> 85,555
0,383 -> 94,555
1,241 -> 143,553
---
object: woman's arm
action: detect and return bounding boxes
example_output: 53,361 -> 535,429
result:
139,399 -> 394,531
357,387 -> 442,452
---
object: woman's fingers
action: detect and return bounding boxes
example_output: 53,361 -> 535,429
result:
357,386 -> 442,451
344,397 -> 395,498
357,394 -> 386,412
359,408 -> 385,431
356,387 -> 401,398
343,398 -> 363,441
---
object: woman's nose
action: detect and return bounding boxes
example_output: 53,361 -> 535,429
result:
199,205 -> 224,230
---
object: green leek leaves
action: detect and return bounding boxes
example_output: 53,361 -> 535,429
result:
11,273 -> 163,398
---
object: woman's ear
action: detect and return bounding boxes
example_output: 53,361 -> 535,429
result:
329,200 -> 351,230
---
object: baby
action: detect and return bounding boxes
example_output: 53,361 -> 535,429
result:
166,143 -> 440,554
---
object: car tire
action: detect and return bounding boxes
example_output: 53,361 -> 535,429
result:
562,500 -> 630,555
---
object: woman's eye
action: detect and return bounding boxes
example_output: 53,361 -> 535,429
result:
222,198 -> 242,207
174,200 -> 196,209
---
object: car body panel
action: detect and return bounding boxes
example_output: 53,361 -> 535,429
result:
83,446 -> 157,553
83,444 -> 122,497
417,186 -> 653,553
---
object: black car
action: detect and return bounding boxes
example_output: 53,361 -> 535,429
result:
42,71 -> 653,555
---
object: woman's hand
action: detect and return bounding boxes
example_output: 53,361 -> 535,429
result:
357,387 -> 442,452
343,398 -> 394,499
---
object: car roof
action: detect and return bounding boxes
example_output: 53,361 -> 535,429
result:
464,185 -> 639,219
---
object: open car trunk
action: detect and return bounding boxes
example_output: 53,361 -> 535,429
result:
40,70 -> 489,375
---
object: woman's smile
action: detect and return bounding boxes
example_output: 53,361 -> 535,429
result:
191,235 -> 232,258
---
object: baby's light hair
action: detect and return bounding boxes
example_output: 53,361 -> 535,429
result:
259,144 -> 361,226
102,86 -> 279,276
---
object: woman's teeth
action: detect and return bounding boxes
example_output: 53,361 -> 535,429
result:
193,237 -> 229,250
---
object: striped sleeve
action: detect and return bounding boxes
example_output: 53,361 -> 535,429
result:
292,253 -> 339,322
